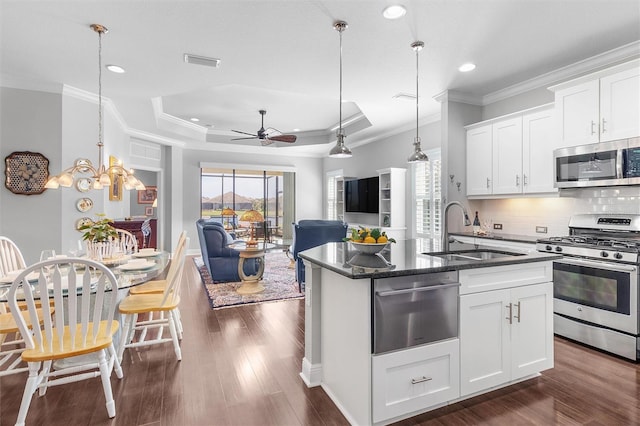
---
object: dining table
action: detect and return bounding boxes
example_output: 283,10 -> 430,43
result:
0,250 -> 171,366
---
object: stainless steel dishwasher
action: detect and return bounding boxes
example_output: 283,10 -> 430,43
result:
373,272 -> 459,354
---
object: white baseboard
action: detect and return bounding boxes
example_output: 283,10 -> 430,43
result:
300,357 -> 322,387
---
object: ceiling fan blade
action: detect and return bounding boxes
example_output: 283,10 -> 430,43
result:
231,136 -> 258,141
261,139 -> 275,146
231,129 -> 258,137
267,134 -> 297,143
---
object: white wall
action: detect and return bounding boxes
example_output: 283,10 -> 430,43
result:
180,148 -> 324,252
323,120 -> 441,232
0,88 -> 62,263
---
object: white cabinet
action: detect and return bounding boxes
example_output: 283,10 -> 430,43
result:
466,105 -> 556,197
460,277 -> 553,397
466,124 -> 493,196
372,339 -> 460,423
492,117 -> 523,194
377,167 -> 406,231
552,61 -> 640,148
336,177 -> 345,221
522,108 -> 556,193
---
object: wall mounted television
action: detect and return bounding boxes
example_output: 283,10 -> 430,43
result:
345,176 -> 379,213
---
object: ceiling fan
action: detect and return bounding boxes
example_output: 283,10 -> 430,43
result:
231,109 -> 297,145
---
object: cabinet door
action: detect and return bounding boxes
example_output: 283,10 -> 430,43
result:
510,282 -> 554,379
372,339 -> 460,423
460,289 -> 511,396
492,117 -> 523,195
600,67 -> 640,142
466,125 -> 493,196
555,80 -> 599,147
522,109 -> 557,194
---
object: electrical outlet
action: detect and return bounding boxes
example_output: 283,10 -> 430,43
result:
493,223 -> 503,230
536,226 -> 548,234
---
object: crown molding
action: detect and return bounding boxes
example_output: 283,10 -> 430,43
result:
433,90 -> 483,105
483,40 -> 640,104
0,74 -> 63,94
151,96 -> 208,140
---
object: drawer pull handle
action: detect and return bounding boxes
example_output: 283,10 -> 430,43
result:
506,302 -> 513,324
411,376 -> 432,385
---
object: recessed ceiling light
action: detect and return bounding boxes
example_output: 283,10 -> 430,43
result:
190,117 -> 200,122
382,5 -> 407,19
292,128 -> 300,132
106,64 -> 125,73
459,63 -> 476,72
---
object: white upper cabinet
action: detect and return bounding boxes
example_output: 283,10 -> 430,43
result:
492,117 -> 523,195
551,60 -> 640,148
600,67 -> 640,141
466,124 -> 493,196
466,105 -> 556,198
522,108 -> 556,194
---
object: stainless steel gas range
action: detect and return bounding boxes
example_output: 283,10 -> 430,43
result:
537,214 -> 640,360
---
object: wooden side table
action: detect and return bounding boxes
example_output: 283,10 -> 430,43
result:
237,248 -> 266,294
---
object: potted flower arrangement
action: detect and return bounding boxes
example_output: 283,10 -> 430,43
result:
79,213 -> 119,260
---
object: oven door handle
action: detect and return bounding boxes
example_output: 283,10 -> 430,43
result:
376,282 -> 460,297
555,257 -> 638,273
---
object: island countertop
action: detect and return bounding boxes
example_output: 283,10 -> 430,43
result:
298,238 -> 561,279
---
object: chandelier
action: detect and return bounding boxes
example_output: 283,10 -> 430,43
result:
407,41 -> 428,163
328,20 -> 352,158
45,24 -> 145,191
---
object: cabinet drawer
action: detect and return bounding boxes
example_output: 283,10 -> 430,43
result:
372,339 -> 460,423
459,261 -> 552,295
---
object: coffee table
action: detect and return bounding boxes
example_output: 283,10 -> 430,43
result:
231,242 -> 276,294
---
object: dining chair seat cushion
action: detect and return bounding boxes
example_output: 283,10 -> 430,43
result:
119,293 -> 180,314
20,320 -> 119,362
0,308 -> 47,334
128,279 -> 166,295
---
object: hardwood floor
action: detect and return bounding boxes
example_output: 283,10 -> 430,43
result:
1,257 -> 640,425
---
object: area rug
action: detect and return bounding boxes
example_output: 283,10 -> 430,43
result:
194,252 -> 303,309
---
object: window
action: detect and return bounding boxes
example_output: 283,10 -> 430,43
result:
413,150 -> 442,238
201,168 -> 293,239
326,170 -> 343,220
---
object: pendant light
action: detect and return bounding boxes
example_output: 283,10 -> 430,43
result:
407,41 -> 428,163
328,20 -> 352,158
45,24 -> 145,191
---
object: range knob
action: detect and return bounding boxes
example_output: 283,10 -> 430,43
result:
554,246 -> 563,253
614,252 -> 623,260
545,245 -> 552,251
600,251 -> 609,258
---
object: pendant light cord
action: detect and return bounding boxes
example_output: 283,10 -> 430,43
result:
98,28 -> 103,149
415,43 -> 419,142
338,25 -> 343,136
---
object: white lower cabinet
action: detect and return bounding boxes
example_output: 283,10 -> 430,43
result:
372,339 -> 460,423
460,282 -> 553,396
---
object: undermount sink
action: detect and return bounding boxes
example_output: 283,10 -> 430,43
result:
425,249 -> 525,262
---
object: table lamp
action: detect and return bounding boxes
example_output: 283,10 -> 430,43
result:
221,207 -> 236,230
239,209 -> 264,247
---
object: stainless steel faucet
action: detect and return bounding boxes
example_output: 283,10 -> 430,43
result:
442,201 -> 471,252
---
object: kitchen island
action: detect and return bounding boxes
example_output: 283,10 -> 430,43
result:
298,239 -> 561,425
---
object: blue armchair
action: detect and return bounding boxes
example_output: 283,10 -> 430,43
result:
291,220 -> 348,291
196,219 -> 259,283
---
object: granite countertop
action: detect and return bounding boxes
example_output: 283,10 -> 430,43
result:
298,239 -> 561,280
449,231 -> 541,244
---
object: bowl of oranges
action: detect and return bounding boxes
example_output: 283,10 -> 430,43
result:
345,227 -> 395,254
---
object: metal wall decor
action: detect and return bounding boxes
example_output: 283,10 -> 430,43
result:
4,151 -> 50,195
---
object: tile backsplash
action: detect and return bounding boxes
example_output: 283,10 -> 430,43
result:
468,186 -> 640,237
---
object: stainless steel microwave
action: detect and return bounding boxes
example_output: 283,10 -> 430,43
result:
554,137 -> 640,188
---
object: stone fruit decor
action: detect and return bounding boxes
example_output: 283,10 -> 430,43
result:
79,213 -> 119,261
344,226 -> 396,244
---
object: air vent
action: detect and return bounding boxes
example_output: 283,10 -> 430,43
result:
392,92 -> 416,101
183,53 -> 221,68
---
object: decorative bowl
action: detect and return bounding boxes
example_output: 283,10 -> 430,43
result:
349,241 -> 389,254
